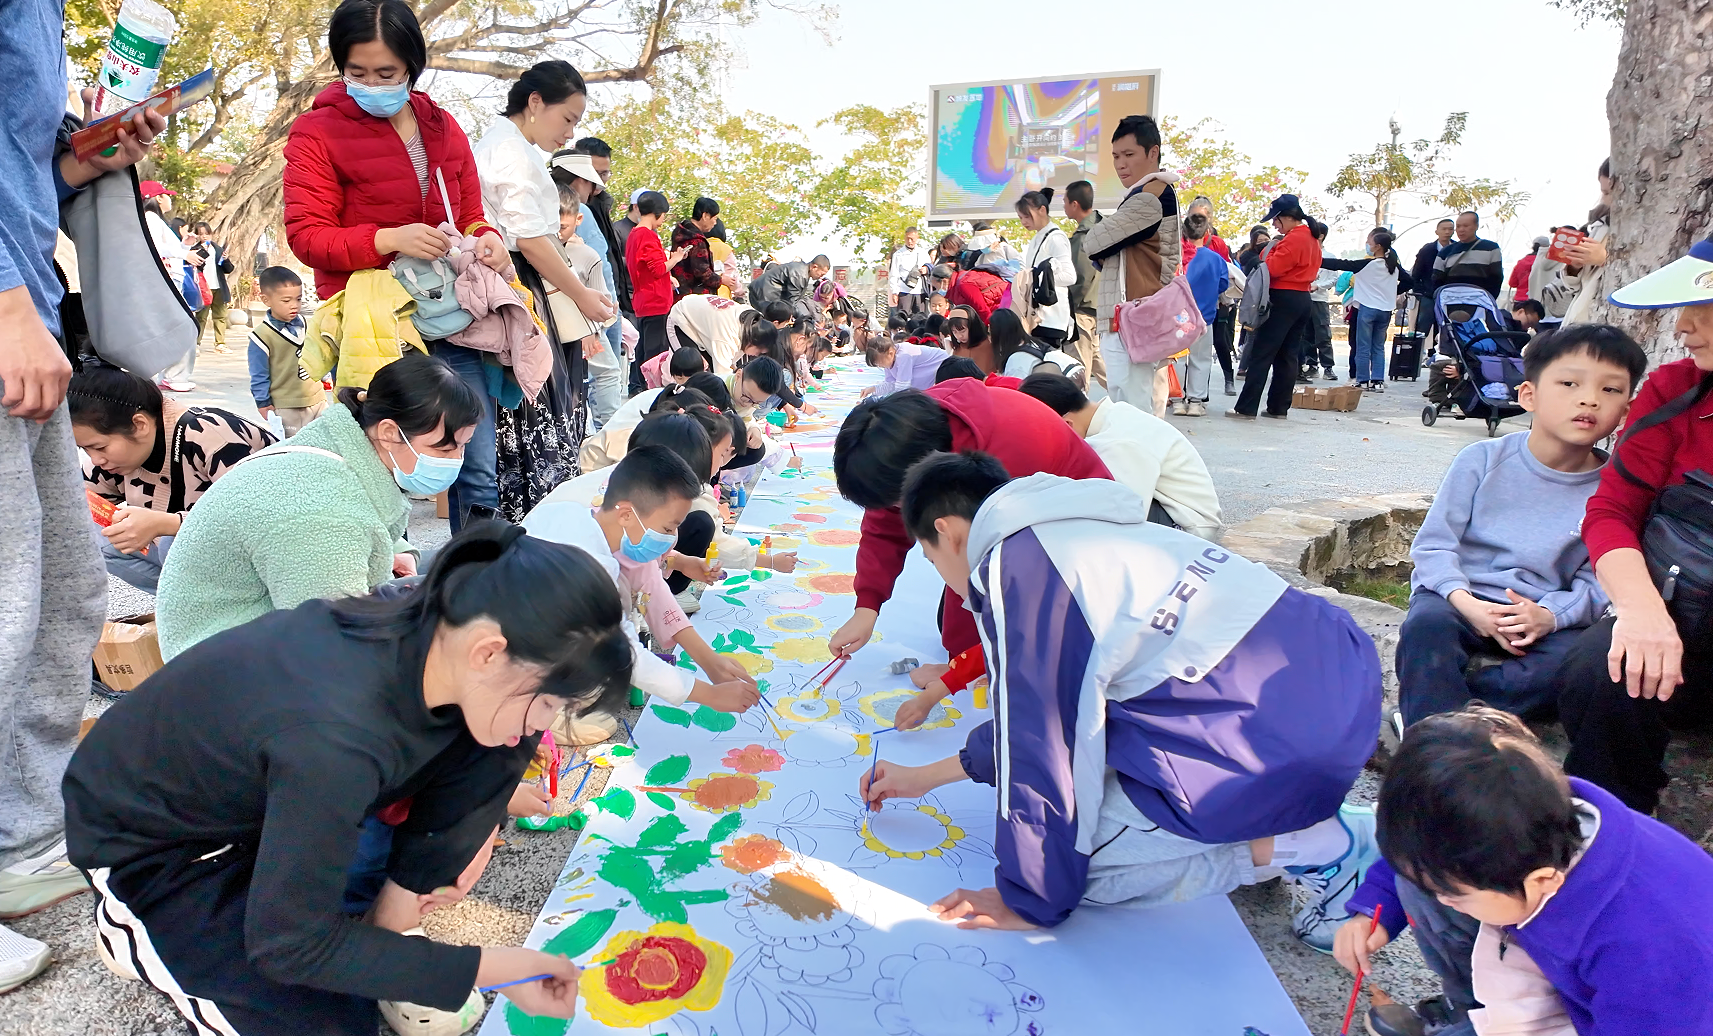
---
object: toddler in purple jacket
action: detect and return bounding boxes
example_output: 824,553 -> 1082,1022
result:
1336,706 -> 1713,1036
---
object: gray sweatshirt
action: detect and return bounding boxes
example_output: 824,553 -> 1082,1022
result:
1410,431 -> 1607,631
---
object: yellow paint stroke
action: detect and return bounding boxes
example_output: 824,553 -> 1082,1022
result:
579,922 -> 733,1027
720,652 -> 774,677
859,803 -> 966,860
769,637 -> 833,665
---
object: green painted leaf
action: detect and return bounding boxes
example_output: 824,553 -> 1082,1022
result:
707,811 -> 745,843
645,754 -> 691,786
609,744 -> 636,758
598,852 -> 657,901
710,633 -> 731,653
751,570 -> 773,582
637,813 -> 690,847
652,705 -> 693,727
719,596 -> 744,606
592,787 -> 634,820
676,651 -> 698,671
659,843 -> 714,882
505,1000 -> 572,1036
636,890 -> 689,924
539,907 -> 618,959
646,791 -> 677,811
722,573 -> 751,586
692,707 -> 738,732
726,584 -> 750,593
677,888 -> 729,906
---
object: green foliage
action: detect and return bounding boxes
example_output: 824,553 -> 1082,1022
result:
692,706 -> 738,732
1326,114 -> 1528,229
592,787 -> 635,820
652,705 -> 694,727
594,810 -> 742,923
1549,0 -> 1625,25
646,791 -> 677,811
811,104 -> 928,261
1163,117 -> 1307,241
585,94 -> 821,265
540,907 -> 620,958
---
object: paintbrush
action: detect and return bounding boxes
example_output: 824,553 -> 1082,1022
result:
865,727 -> 894,809
479,973 -> 556,993
1339,904 -> 1383,1035
753,688 -> 786,739
809,655 -> 850,697
635,785 -> 696,794
803,653 -> 845,686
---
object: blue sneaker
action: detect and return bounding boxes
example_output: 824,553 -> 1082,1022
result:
1286,803 -> 1380,954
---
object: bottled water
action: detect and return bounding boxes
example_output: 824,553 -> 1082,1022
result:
92,0 -> 177,117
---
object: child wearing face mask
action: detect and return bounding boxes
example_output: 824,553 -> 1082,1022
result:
523,442 -> 761,714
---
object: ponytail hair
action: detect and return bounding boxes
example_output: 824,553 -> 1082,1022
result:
1015,187 -> 1055,217
502,59 -> 586,117
332,521 -> 632,713
1373,230 -> 1398,273
339,353 -> 483,448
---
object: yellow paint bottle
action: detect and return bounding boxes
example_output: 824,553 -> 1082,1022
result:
972,681 -> 989,710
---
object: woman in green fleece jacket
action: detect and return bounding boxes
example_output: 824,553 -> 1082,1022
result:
156,354 -> 484,659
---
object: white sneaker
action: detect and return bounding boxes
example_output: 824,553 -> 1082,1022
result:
378,930 -> 485,1036
1286,803 -> 1381,954
0,838 -> 90,918
0,922 -> 51,994
1185,400 -> 1207,417
1170,399 -> 1189,416
674,587 -> 701,615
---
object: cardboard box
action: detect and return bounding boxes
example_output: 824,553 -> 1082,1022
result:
1292,384 -> 1364,412
435,490 -> 449,520
93,613 -> 164,692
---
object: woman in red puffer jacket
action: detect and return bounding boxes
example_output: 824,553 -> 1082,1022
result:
284,0 -> 511,531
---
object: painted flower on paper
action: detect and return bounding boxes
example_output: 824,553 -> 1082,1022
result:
721,744 -> 785,774
770,636 -> 833,665
681,773 -> 774,813
758,587 -> 822,610
720,652 -> 774,677
765,612 -> 823,634
579,922 -> 733,1028
873,944 -> 1044,1036
859,802 -> 965,860
807,528 -> 862,547
779,725 -> 869,767
726,862 -> 871,984
798,573 -> 856,595
859,688 -> 961,731
773,691 -> 842,724
719,833 -> 791,874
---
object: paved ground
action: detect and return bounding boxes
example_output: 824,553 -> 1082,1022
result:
6,335 -> 1543,1035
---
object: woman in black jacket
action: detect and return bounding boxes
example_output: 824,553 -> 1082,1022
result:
66,524 -> 631,1034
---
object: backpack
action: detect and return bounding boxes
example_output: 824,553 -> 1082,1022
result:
393,171 -> 474,340
1237,244 -> 1273,329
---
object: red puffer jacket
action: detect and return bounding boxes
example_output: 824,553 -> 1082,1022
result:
283,82 -> 498,299
948,268 -> 1007,323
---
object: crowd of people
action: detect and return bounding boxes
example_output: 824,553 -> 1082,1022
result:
4,0 -> 1712,1033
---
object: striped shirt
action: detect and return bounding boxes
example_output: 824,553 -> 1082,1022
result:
405,132 -> 428,206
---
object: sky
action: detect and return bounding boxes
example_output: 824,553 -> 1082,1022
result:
606,0 -> 1623,269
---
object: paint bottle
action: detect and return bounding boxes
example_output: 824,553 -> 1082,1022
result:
759,535 -> 771,569
92,0 -> 178,117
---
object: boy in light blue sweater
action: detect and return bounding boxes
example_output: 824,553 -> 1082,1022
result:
1398,326 -> 1648,726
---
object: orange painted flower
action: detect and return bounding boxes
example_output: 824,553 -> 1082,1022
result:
799,573 -> 856,595
722,744 -> 785,774
807,529 -> 862,547
579,922 -> 732,1027
682,773 -> 774,813
720,833 -> 791,874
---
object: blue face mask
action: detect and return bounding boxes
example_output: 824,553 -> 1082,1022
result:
345,77 -> 410,118
389,435 -> 463,496
618,514 -> 677,563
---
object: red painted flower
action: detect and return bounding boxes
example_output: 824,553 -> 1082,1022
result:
722,744 -> 786,774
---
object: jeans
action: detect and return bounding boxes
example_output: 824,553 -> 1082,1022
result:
1559,614 -> 1713,813
428,341 -> 499,532
1396,590 -> 1583,727
1235,289 -> 1312,416
1396,876 -> 1480,1033
0,399 -> 107,866
101,534 -> 173,594
1351,304 -> 1393,382
1182,325 -> 1214,400
588,323 -> 626,428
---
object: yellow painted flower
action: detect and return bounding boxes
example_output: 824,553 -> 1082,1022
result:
721,652 -> 774,677
793,503 -> 836,513
774,692 -> 841,723
769,637 -> 833,665
859,803 -> 966,860
764,536 -> 802,550
681,773 -> 774,813
579,921 -> 732,1027
858,688 -> 961,731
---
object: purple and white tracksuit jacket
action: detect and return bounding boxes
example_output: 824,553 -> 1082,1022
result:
954,475 -> 1381,927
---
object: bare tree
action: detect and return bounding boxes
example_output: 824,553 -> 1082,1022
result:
1584,0 -> 1712,363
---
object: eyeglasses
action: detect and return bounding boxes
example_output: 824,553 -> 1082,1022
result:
344,71 -> 411,88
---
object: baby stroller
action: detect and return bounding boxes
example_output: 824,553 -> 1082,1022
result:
1420,285 -> 1532,437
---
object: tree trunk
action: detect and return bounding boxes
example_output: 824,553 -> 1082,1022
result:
1590,0 -> 1713,365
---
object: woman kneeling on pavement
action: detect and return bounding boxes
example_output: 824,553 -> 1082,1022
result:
67,524 -> 629,1033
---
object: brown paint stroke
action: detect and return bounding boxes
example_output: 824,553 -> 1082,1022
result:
750,868 -> 840,923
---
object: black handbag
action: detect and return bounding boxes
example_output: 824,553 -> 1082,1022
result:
1612,371 -> 1713,651
1030,229 -> 1062,308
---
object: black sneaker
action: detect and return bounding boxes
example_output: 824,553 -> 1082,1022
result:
1366,996 -> 1463,1036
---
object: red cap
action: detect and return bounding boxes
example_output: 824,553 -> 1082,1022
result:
138,180 -> 176,199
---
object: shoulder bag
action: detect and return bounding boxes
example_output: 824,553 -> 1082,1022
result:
1611,371 -> 1713,651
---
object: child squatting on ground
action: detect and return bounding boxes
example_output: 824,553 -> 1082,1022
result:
1332,706 -> 1713,1036
1396,325 -> 1648,728
858,452 -> 1382,951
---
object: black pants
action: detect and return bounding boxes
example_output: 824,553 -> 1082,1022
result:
1304,300 -> 1334,372
630,313 -> 669,394
893,292 -> 925,318
1235,289 -> 1312,416
1558,615 -> 1713,814
1396,591 -> 1583,727
84,735 -> 528,1034
1212,304 -> 1236,380
668,509 -> 716,594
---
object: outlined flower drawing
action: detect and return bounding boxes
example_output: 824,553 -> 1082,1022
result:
721,744 -> 785,774
858,687 -> 962,731
680,773 -> 774,813
778,725 -> 871,767
873,944 -> 1044,1036
725,860 -> 871,985
829,796 -> 993,873
578,921 -> 733,1028
719,834 -> 791,874
764,612 -> 823,634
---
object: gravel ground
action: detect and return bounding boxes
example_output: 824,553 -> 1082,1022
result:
10,338 -> 1692,1035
